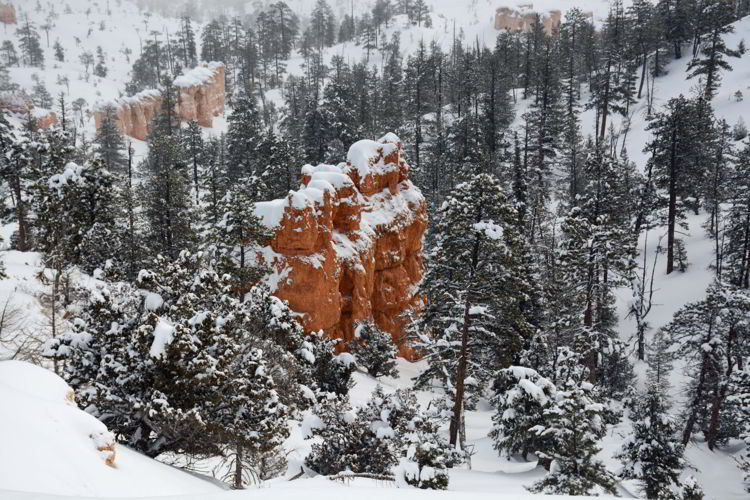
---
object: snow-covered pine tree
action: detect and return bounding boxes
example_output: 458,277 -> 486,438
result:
48,252 -> 290,468
401,406 -> 459,490
304,393 -> 397,476
667,282 -> 750,448
724,139 -> 750,289
141,82 -> 195,260
726,369 -> 750,491
94,104 -> 126,173
208,178 -> 272,294
616,380 -> 685,498
415,173 -> 533,448
348,320 -> 398,378
226,89 -> 264,180
489,366 -> 556,461
681,475 -> 706,500
256,130 -> 298,200
528,379 -> 617,496
16,15 -> 44,67
645,95 -> 711,274
686,0 -> 740,101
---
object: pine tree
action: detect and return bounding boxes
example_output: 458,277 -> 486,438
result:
415,174 -> 532,448
724,139 -> 750,288
208,178 -> 272,294
645,95 -> 710,274
46,253 -> 290,466
616,332 -> 685,499
226,89 -> 264,180
94,46 -> 107,78
681,475 -> 706,500
401,404 -> 459,489
727,370 -> 750,491
686,0 -> 740,100
489,366 -> 556,461
304,394 -> 397,476
256,130 -> 297,200
31,79 -> 53,108
16,15 -> 44,67
348,321 -> 398,378
141,85 -> 195,260
528,380 -> 617,496
94,104 -> 126,173
1,40 -> 19,66
53,39 -> 64,62
667,283 -> 750,448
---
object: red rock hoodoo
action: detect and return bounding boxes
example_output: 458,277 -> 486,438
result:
94,62 -> 225,141
0,3 -> 16,24
254,134 -> 427,359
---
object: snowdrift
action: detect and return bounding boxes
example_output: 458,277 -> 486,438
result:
0,361 -> 221,497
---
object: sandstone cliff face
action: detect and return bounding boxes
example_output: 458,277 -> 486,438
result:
495,4 -> 561,35
0,92 -> 58,129
94,62 -> 225,141
254,134 -> 427,358
0,3 -> 16,24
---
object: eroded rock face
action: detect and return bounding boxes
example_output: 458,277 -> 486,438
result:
494,4 -> 562,35
254,134 -> 427,359
0,92 -> 58,129
0,3 -> 16,24
94,62 -> 225,141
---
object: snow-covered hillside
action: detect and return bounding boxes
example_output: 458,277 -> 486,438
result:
1,0 -> 750,499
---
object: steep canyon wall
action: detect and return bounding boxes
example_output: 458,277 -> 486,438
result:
94,62 -> 225,141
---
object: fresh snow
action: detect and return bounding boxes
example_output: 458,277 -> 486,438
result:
0,360 -> 221,498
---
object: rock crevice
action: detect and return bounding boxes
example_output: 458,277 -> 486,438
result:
254,134 -> 426,358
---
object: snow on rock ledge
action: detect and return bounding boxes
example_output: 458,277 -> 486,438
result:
254,134 -> 427,359
94,62 -> 225,141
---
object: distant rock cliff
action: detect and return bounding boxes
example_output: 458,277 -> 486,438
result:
254,134 -> 427,359
0,3 -> 16,24
494,4 -> 561,35
94,62 -> 225,141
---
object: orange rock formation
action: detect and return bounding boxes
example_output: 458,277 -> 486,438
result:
94,62 -> 225,141
495,4 -> 561,35
0,3 -> 16,24
254,134 -> 427,358
0,92 -> 58,129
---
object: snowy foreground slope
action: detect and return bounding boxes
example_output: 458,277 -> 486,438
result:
0,361 -> 220,498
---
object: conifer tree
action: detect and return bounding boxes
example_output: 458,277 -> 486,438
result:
645,95 -> 710,274
616,335 -> 685,499
226,90 -> 264,180
94,104 -> 126,173
724,139 -> 750,288
46,253 -> 290,466
141,82 -> 195,260
489,366 -> 556,461
348,321 -> 398,378
667,283 -> 750,448
209,178 -> 272,294
415,174 -> 532,448
16,16 -> 44,67
686,0 -> 740,100
528,380 -> 617,496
